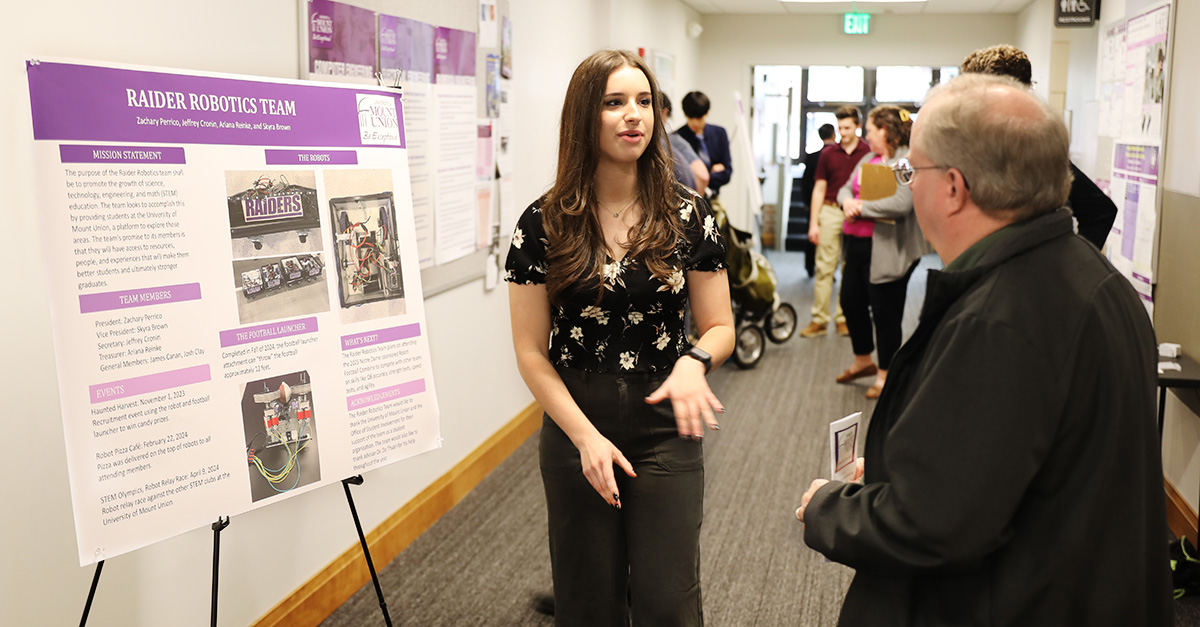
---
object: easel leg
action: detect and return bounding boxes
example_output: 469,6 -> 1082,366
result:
211,516 -> 230,627
343,475 -> 394,627
79,559 -> 104,627
1159,386 -> 1167,440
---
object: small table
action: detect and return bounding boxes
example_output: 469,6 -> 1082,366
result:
1158,352 -> 1200,438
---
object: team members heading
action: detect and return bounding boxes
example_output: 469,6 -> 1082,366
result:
125,89 -> 297,116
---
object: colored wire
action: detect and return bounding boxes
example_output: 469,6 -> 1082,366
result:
248,428 -> 310,492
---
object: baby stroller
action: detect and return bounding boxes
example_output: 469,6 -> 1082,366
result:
714,204 -> 797,368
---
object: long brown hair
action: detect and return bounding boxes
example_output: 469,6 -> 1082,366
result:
542,50 -> 683,306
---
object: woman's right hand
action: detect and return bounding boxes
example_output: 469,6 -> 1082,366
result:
842,197 -> 864,219
575,433 -> 637,508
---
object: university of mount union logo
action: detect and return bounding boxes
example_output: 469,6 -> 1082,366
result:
311,12 -> 333,47
356,94 -> 402,146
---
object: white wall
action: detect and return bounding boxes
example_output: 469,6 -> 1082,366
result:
1017,0 -> 1054,101
0,1 -> 701,626
695,13 -> 1018,230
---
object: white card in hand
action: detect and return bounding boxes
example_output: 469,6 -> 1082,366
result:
829,412 -> 863,482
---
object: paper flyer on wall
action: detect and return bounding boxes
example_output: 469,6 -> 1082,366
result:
432,27 -> 479,265
26,58 -> 441,565
1108,143 -> 1159,315
1121,3 -> 1170,143
379,14 -> 437,268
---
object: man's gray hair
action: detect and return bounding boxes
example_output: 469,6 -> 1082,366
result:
918,73 -> 1072,221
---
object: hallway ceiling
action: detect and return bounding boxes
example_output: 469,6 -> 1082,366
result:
680,0 -> 1036,14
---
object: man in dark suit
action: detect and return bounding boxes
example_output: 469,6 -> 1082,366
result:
676,91 -> 732,199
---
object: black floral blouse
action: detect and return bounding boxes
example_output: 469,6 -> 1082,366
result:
505,190 -> 727,374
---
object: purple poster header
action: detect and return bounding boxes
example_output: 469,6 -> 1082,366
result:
265,149 -> 357,165
347,378 -> 426,411
309,0 -> 377,79
89,364 -> 211,404
435,27 -> 477,77
60,144 -> 186,164
340,322 -> 421,351
219,317 -> 319,348
1114,144 -> 1159,177
27,61 -> 405,148
380,16 -> 435,76
80,283 -> 201,314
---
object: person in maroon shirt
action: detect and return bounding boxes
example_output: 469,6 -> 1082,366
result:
801,105 -> 871,337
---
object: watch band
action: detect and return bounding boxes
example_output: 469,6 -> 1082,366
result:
685,346 -> 712,374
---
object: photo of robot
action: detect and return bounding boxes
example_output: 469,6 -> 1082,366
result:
231,253 -> 329,325
324,169 -> 407,323
240,371 -> 321,503
330,192 -> 405,308
226,170 -> 323,258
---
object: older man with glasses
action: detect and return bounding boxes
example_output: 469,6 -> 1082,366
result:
795,73 -> 1172,626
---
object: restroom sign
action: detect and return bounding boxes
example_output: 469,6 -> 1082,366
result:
1055,0 -> 1098,27
844,12 -> 870,35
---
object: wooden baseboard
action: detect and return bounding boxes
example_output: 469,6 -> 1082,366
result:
1165,477 -> 1198,547
251,402 -> 543,627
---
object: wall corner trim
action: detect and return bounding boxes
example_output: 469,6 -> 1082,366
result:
251,401 -> 543,627
1165,476 -> 1198,547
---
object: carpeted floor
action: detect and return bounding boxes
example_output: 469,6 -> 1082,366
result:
322,250 -> 1200,626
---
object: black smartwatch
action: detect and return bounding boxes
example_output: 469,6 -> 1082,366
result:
684,346 -> 712,374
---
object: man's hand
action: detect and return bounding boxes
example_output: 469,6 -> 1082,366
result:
795,459 -> 862,522
808,223 -> 820,247
795,478 -> 829,522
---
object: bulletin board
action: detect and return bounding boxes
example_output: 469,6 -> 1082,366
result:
1095,0 -> 1174,317
1145,0 -> 1200,352
298,0 -> 514,296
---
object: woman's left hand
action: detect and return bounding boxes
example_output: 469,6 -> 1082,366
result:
842,197 -> 864,219
645,357 -> 724,439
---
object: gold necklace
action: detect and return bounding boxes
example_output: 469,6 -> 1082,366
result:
608,197 -> 637,219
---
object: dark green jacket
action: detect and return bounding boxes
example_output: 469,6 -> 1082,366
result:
805,208 -> 1172,626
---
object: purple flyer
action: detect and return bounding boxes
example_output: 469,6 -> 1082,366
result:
309,0 -> 378,79
379,15 -> 435,77
435,27 -> 477,78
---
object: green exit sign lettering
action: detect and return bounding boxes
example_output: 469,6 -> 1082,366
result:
844,12 -> 870,35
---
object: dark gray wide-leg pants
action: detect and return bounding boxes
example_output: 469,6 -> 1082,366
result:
541,367 -> 705,627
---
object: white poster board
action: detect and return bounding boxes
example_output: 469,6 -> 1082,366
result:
26,58 -> 441,565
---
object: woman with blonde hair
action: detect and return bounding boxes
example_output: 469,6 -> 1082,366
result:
834,104 -> 929,398
505,49 -> 734,626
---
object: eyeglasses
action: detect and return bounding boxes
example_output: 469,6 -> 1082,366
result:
892,158 -> 970,190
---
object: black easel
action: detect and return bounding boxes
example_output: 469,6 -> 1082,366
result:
211,516 -> 230,627
79,559 -> 104,627
79,516 -> 229,627
342,475 -> 394,627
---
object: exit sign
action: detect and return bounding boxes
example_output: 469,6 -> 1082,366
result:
844,12 -> 871,35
